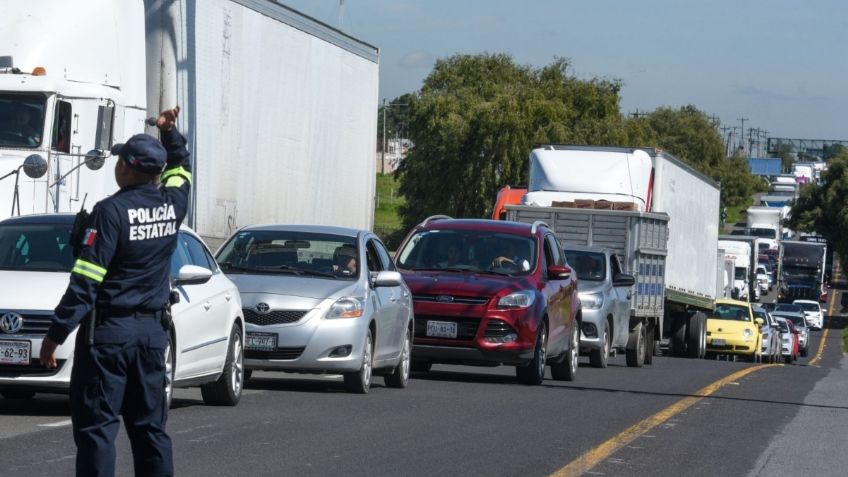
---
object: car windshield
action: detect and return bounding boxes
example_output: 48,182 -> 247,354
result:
0,222 -> 75,272
794,302 -> 820,312
564,250 -> 606,281
0,94 -> 46,148
396,229 -> 537,276
711,304 -> 751,322
748,228 -> 776,239
775,313 -> 805,327
734,267 -> 747,280
216,230 -> 358,280
774,304 -> 802,313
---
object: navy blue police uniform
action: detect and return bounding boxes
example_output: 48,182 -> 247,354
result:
46,128 -> 192,477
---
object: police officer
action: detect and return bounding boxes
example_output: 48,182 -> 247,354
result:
40,106 -> 190,477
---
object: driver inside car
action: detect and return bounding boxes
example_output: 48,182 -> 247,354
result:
491,239 -> 529,271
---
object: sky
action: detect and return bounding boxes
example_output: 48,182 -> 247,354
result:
280,0 -> 848,141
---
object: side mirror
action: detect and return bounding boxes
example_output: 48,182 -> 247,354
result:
754,317 -> 764,327
373,270 -> 403,288
175,264 -> 213,286
613,273 -> 635,287
547,264 -> 571,280
84,149 -> 106,171
23,154 -> 48,178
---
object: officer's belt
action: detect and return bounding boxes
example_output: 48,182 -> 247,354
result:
96,308 -> 165,319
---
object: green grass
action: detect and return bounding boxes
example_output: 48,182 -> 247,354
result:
374,173 -> 405,247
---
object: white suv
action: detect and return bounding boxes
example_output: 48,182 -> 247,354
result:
0,214 -> 245,406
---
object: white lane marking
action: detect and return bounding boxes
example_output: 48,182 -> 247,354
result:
39,419 -> 72,427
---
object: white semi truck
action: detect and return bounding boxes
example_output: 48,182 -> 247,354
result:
507,145 -> 721,360
746,206 -> 782,251
717,238 -> 756,301
0,0 -> 379,246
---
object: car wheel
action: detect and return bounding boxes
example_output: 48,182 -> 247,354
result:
411,360 -> 431,373
589,323 -> 609,368
517,321 -> 547,385
800,346 -> 808,357
344,329 -> 373,394
244,369 -> 253,382
705,352 -> 716,360
626,321 -> 646,367
551,321 -> 579,381
0,389 -> 36,400
164,332 -> 175,409
201,323 -> 244,406
384,327 -> 411,389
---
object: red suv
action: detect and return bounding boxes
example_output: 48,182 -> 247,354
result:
394,216 -> 581,384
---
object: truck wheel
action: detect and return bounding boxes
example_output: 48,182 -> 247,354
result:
687,312 -> 706,359
626,322 -> 646,367
589,324 -> 610,368
671,313 -> 687,357
516,322 -> 547,385
644,323 -> 655,365
201,323 -> 244,406
551,321 -> 579,381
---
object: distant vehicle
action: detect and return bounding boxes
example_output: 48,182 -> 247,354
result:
563,245 -> 636,368
0,214 -> 245,406
491,185 -> 527,220
395,217 -> 582,384
778,241 -> 827,302
216,225 -> 413,394
705,299 -> 764,361
746,207 -> 782,251
773,311 -> 809,357
774,317 -> 799,364
752,305 -> 781,364
718,237 -> 758,301
792,299 -> 823,330
756,265 -> 770,294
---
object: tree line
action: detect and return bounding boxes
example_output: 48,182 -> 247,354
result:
386,53 -> 765,232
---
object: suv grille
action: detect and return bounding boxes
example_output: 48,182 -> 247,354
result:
413,294 -> 489,305
0,312 -> 52,335
414,315 -> 480,340
483,320 -> 515,338
245,347 -> 305,360
244,309 -> 308,326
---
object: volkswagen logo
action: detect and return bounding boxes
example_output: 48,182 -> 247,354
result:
0,312 -> 24,334
435,295 -> 454,303
255,303 -> 271,314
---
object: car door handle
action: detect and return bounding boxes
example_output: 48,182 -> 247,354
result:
203,301 -> 212,311
225,293 -> 232,302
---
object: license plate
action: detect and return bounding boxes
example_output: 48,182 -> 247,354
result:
0,340 -> 31,365
245,332 -> 277,351
712,339 -> 726,346
426,320 -> 458,339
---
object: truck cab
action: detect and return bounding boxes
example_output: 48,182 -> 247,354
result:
718,239 -> 754,301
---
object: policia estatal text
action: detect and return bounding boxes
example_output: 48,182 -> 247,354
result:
40,106 -> 190,477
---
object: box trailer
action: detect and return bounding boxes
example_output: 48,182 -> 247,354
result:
0,0 -> 379,247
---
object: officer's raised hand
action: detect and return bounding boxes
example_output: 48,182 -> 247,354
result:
156,106 -> 180,131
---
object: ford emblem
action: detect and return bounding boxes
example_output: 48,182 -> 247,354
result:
0,312 -> 24,334
255,303 -> 271,314
435,295 -> 454,303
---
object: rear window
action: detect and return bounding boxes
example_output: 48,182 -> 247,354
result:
0,223 -> 74,272
396,229 -> 537,276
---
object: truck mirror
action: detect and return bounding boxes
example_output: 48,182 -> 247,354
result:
84,149 -> 107,170
22,154 -> 48,178
613,273 -> 635,287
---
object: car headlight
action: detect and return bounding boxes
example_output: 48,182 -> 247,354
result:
326,297 -> 364,319
743,329 -> 753,338
579,292 -> 604,310
497,290 -> 535,309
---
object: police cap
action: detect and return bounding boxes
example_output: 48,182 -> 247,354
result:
110,134 -> 167,175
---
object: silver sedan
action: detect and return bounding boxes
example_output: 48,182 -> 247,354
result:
215,225 -> 413,393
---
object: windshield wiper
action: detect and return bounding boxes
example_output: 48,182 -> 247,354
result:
285,267 -> 337,279
219,263 -> 254,273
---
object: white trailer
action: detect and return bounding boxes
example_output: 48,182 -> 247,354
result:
510,145 -> 722,359
0,0 -> 379,246
746,206 -> 782,251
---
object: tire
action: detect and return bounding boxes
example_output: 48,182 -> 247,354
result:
201,323 -> 244,406
164,332 -> 175,409
244,369 -> 253,382
410,360 -> 431,373
644,323 -> 655,365
516,322 -> 547,385
589,323 -> 610,368
800,346 -> 808,358
344,329 -> 373,394
0,389 -> 36,400
384,328 -> 411,389
686,312 -> 706,359
705,352 -> 716,360
551,321 -> 579,381
670,313 -> 687,357
626,322 -> 646,367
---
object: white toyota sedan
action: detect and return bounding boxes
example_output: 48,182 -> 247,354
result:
793,299 -> 824,330
0,214 -> 245,406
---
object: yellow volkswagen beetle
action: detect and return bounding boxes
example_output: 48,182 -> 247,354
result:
706,299 -> 764,361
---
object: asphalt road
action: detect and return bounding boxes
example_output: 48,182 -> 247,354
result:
1,301 -> 844,476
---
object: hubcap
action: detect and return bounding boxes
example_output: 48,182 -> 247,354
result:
164,341 -> 173,404
571,325 -> 578,374
363,334 -> 372,386
401,332 -> 410,382
537,327 -> 547,377
231,334 -> 243,395
603,329 -> 609,361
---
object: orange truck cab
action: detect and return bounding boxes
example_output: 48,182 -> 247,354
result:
492,185 -> 527,220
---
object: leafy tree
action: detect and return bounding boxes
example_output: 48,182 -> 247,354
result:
378,93 -> 415,149
785,150 -> 848,269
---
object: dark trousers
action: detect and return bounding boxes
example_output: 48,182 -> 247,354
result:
70,314 -> 173,477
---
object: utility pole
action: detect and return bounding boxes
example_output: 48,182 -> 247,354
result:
720,127 -> 730,158
738,118 -> 748,157
748,127 -> 756,158
381,98 -> 386,175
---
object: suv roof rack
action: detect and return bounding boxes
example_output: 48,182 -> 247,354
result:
421,215 -> 453,226
530,220 -> 549,235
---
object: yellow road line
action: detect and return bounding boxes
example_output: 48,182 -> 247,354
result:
550,365 -> 772,477
807,289 -> 836,366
